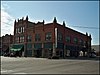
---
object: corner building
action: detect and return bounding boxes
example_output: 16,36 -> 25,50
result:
11,16 -> 91,58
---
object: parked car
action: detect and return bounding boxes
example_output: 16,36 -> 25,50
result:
10,53 -> 16,57
89,52 -> 97,58
4,53 -> 10,57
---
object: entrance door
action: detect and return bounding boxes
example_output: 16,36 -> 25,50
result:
34,49 -> 42,57
60,50 -> 63,58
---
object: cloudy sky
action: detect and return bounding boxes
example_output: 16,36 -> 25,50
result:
1,1 -> 99,45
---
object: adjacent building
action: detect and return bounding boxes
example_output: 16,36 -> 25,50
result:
1,34 -> 13,55
10,16 -> 92,58
0,37 -> 2,55
92,45 -> 100,56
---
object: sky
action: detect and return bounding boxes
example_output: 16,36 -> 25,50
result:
1,1 -> 99,45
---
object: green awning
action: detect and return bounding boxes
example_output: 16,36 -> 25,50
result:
10,44 -> 24,51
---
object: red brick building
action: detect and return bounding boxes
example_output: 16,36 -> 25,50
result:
10,16 -> 91,58
1,34 -> 13,55
0,37 -> 2,55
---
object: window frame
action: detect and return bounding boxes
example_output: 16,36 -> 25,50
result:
35,34 -> 41,42
58,32 -> 63,41
27,35 -> 32,42
73,37 -> 78,44
45,32 -> 52,41
66,36 -> 71,43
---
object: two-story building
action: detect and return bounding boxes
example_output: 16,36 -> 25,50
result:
2,34 -> 13,55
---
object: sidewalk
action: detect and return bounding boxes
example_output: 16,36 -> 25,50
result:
1,56 -> 100,61
65,56 -> 100,61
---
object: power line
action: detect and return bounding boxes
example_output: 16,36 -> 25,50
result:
68,25 -> 100,29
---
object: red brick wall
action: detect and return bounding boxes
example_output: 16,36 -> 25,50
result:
13,17 -> 91,51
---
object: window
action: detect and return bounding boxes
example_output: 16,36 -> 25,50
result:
21,27 -> 22,33
16,36 -> 19,43
27,43 -> 32,49
74,38 -> 78,44
23,27 -> 24,32
16,28 -> 17,33
66,36 -> 71,43
19,27 -> 21,33
18,28 -> 19,33
79,39 -> 83,45
27,35 -> 32,42
20,36 -> 24,43
35,34 -> 41,41
45,32 -> 52,41
58,32 -> 63,41
17,37 -> 19,43
17,27 -> 24,33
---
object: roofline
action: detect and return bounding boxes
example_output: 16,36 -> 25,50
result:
56,23 -> 87,37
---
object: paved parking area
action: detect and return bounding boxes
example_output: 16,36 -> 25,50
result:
1,56 -> 99,74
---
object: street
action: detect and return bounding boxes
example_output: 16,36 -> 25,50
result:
1,56 -> 99,74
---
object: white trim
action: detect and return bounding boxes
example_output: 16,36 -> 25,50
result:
55,28 -> 57,48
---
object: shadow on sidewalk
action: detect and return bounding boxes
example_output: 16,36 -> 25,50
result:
65,56 -> 100,61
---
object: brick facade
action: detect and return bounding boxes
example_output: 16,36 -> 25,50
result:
1,34 -> 13,55
12,16 -> 91,58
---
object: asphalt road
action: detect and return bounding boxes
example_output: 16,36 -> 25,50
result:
1,56 -> 99,74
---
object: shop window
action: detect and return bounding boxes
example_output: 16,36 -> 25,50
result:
27,43 -> 32,49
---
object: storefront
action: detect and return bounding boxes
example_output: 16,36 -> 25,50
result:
43,42 -> 53,58
56,42 -> 64,58
34,43 -> 42,57
10,44 -> 24,57
66,45 -> 80,57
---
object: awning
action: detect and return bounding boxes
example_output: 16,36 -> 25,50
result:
10,44 -> 24,51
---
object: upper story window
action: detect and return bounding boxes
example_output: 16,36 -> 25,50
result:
79,39 -> 83,45
35,34 -> 41,41
66,36 -> 71,43
21,27 -> 23,33
45,32 -> 52,41
20,36 -> 24,43
23,27 -> 24,32
17,27 -> 21,33
16,27 -> 24,34
16,28 -> 17,34
27,35 -> 32,42
74,37 -> 78,44
19,27 -> 21,33
15,36 -> 19,43
17,28 -> 19,33
58,32 -> 63,41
